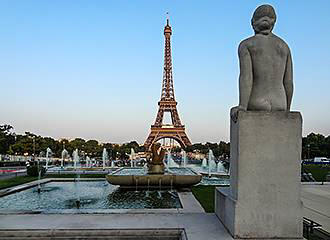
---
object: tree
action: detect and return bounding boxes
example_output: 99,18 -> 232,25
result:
0,124 -> 15,154
302,133 -> 330,159
172,146 -> 182,153
85,140 -> 102,157
69,138 -> 86,152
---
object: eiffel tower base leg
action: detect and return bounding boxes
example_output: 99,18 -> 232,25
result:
144,127 -> 191,151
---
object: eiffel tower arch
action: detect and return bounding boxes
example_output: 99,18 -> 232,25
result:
144,17 -> 192,150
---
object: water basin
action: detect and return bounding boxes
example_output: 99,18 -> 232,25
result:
0,181 -> 182,212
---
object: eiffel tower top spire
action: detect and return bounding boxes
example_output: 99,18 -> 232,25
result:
165,12 -> 170,29
161,14 -> 175,101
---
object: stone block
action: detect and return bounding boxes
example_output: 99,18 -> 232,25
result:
215,111 -> 303,239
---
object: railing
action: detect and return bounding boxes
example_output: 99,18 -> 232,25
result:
303,217 -> 322,239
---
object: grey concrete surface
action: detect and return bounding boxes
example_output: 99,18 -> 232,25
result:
177,192 -> 204,213
0,213 -> 232,240
301,183 -> 330,232
0,229 -> 187,240
216,111 -> 303,239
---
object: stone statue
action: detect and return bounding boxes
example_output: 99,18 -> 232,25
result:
147,143 -> 166,174
231,4 -> 293,122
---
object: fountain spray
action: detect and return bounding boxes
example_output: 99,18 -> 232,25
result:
182,150 -> 187,167
45,147 -> 52,170
208,149 -> 214,178
61,148 -> 68,168
102,148 -> 108,170
130,148 -> 135,167
37,170 -> 41,194
73,149 -> 79,170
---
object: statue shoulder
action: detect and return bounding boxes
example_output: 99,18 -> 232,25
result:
238,36 -> 254,57
272,34 -> 291,52
238,36 -> 255,52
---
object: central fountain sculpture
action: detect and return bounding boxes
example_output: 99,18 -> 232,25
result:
106,143 -> 201,188
146,144 -> 165,174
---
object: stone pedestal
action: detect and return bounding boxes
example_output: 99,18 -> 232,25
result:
216,111 -> 303,239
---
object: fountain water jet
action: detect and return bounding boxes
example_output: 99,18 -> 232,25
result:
130,148 -> 135,167
37,170 -> 41,194
167,151 -> 179,168
102,148 -> 108,170
61,149 -> 68,168
75,173 -> 81,208
182,150 -> 187,167
45,148 -> 52,170
86,156 -> 91,168
202,158 -> 207,168
217,161 -> 225,173
73,149 -> 79,170
208,149 -> 215,178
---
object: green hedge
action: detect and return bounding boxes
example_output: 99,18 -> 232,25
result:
192,185 -> 216,213
302,164 -> 330,182
0,176 -> 38,190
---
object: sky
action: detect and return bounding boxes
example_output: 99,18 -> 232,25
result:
0,0 -> 329,144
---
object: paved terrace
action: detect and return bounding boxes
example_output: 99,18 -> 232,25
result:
0,178 -> 232,239
302,182 -> 330,233
0,180 -> 329,239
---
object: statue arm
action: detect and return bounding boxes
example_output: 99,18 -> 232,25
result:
283,50 -> 293,110
238,42 -> 253,110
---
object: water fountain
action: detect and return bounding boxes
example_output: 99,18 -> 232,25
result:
102,148 -> 108,170
166,151 -> 179,168
45,147 -> 52,170
86,156 -> 91,168
75,173 -> 81,208
37,169 -> 41,194
165,151 -> 169,172
73,149 -> 79,170
217,160 -> 225,173
106,143 -> 201,188
208,149 -> 215,177
130,148 -> 135,167
61,148 -> 68,168
202,158 -> 207,168
182,150 -> 187,167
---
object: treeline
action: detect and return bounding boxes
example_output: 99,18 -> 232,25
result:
0,125 -> 142,159
1,124 -> 329,159
302,133 -> 330,159
0,124 -> 231,159
185,142 -> 230,159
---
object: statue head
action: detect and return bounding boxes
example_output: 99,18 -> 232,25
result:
251,4 -> 276,35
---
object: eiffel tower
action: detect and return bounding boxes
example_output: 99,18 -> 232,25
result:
144,17 -> 192,150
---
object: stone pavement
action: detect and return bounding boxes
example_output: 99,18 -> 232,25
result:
301,183 -> 330,233
0,213 -> 232,240
0,178 -> 232,239
1,180 -> 329,239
